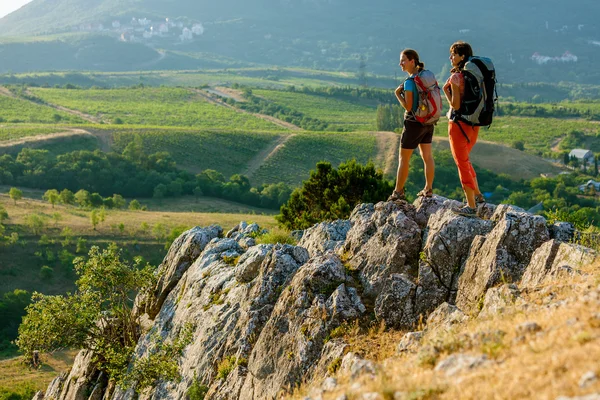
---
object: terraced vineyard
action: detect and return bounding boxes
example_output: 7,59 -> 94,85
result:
0,94 -> 85,124
0,125 -> 77,142
111,128 -> 282,177
253,89 -> 378,131
29,87 -> 282,130
250,131 -> 380,185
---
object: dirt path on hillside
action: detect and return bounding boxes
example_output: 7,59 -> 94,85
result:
190,88 -> 301,131
0,86 -> 18,99
374,131 -> 400,177
551,137 -> 563,152
0,128 -> 93,148
22,89 -> 102,124
243,134 -> 296,179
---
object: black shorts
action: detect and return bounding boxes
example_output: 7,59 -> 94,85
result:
400,120 -> 434,150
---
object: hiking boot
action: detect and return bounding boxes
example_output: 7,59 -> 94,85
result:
388,188 -> 406,202
452,205 -> 478,218
417,188 -> 433,198
475,194 -> 486,205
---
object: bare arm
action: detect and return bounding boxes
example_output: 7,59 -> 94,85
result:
443,79 -> 461,111
395,85 -> 413,111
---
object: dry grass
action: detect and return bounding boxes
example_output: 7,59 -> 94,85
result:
290,262 -> 600,400
0,350 -> 77,393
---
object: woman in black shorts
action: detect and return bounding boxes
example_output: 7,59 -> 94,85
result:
388,49 -> 435,201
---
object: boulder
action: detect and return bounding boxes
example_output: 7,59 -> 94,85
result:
135,225 -> 222,319
478,284 -> 521,318
239,253 -> 364,400
374,273 -> 418,330
341,202 -> 421,297
456,209 -> 549,313
298,219 -> 352,258
521,239 -> 598,288
426,302 -> 467,330
417,209 -> 493,315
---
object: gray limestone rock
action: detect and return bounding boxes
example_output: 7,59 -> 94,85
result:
374,273 -> 418,330
417,209 -> 493,315
396,331 -> 424,354
412,196 -> 460,229
550,222 -> 575,243
426,302 -> 467,330
135,225 -> 222,319
456,209 -> 549,314
521,239 -> 598,288
434,353 -> 488,376
235,244 -> 273,283
239,253 -> 363,400
341,202 -> 421,297
298,219 -> 352,257
479,284 -> 521,318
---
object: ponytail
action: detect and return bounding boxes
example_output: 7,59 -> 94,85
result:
401,49 -> 425,71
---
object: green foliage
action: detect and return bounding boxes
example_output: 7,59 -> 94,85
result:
39,265 -> 54,281
8,188 -> 22,205
42,189 -> 60,207
277,159 -> 392,230
124,323 -> 194,390
0,205 -> 7,223
0,383 -> 37,400
128,199 -> 141,210
25,214 -> 46,235
0,289 -> 31,355
255,228 -> 296,245
216,355 -> 240,380
187,374 -> 209,400
16,244 -> 156,378
376,104 -> 403,132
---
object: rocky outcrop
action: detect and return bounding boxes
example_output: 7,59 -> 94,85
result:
340,202 -> 421,297
35,195 -> 598,400
298,219 -> 352,257
417,209 -> 493,315
134,225 -> 222,319
521,239 -> 598,288
455,206 -> 549,313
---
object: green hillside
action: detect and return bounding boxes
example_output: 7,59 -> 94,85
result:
0,0 -> 599,83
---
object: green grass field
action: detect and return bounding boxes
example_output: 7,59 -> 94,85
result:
29,87 -> 282,129
254,89 -> 377,131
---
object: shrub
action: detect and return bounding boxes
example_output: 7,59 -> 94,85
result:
39,265 -> 54,281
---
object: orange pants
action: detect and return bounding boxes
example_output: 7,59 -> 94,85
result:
448,120 -> 480,190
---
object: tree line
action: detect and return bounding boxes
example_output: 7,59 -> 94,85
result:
0,140 -> 292,210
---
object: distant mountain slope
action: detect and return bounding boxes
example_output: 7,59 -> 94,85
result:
0,0 -> 599,83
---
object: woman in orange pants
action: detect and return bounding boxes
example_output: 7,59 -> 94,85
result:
443,41 -> 485,217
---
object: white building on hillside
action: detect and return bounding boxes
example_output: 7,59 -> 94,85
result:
569,148 -> 594,163
579,179 -> 600,192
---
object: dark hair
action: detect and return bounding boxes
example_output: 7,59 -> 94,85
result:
450,41 -> 473,72
401,48 -> 425,72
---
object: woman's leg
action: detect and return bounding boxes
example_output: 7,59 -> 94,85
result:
418,143 -> 434,191
449,121 -> 478,207
394,147 -> 414,192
